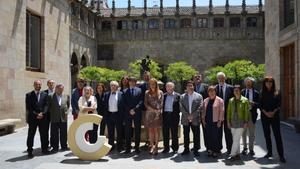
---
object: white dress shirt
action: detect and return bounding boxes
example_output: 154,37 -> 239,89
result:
35,90 -> 40,102
164,92 -> 175,112
109,92 -> 118,112
56,94 -> 62,106
245,88 -> 253,102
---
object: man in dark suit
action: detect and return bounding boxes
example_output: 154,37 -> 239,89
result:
193,74 -> 209,99
25,80 -> 49,158
193,74 -> 209,150
46,84 -> 70,152
43,79 -> 55,149
104,81 -> 125,152
71,78 -> 85,120
123,77 -> 143,154
241,77 -> 260,156
162,82 -> 180,154
139,71 -> 151,146
215,72 -> 234,154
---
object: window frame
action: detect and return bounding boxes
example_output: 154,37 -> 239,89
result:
214,18 -> 224,28
246,17 -> 257,27
164,19 -> 177,29
197,18 -> 208,28
132,20 -> 143,30
180,18 -> 192,28
230,17 -> 241,28
26,10 -> 43,72
148,19 -> 160,29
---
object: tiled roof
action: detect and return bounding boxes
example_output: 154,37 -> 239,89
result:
97,5 -> 263,17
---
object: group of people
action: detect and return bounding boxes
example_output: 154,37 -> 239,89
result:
25,71 -> 286,163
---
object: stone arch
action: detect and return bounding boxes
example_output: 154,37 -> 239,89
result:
71,52 -> 79,89
80,52 -> 90,68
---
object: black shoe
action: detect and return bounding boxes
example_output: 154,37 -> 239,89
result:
134,149 -> 140,154
249,150 -> 255,156
162,148 -> 170,153
280,157 -> 286,163
264,153 -> 272,158
61,147 -> 70,151
124,149 -> 131,154
172,150 -> 178,154
42,150 -> 50,154
181,149 -> 190,155
227,156 -> 236,161
27,152 -> 34,158
50,148 -> 58,153
242,148 -> 247,155
235,155 -> 241,160
193,151 -> 200,157
226,151 -> 231,155
212,152 -> 218,158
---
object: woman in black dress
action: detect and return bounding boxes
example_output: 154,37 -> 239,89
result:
95,82 -> 107,135
260,76 -> 286,163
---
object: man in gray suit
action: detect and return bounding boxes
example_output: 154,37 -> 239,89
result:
46,84 -> 70,152
180,80 -> 203,157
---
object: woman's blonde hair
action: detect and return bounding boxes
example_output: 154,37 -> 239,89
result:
148,78 -> 160,96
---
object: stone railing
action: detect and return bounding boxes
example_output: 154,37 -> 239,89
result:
98,27 -> 264,42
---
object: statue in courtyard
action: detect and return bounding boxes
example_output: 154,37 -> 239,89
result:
140,55 -> 151,79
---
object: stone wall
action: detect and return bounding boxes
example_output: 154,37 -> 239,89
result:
96,39 -> 265,74
0,0 -> 70,122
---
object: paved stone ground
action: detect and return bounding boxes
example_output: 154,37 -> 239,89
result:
1,114 -> 300,169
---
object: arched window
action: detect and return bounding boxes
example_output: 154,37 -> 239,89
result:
81,55 -> 87,68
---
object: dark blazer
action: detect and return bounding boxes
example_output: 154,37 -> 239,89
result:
104,91 -> 124,115
46,93 -> 70,123
194,83 -> 209,99
215,83 -> 234,111
241,88 -> 260,124
71,88 -> 81,115
43,89 -> 53,120
95,93 -> 106,116
123,87 -> 143,118
25,90 -> 48,123
163,92 -> 181,125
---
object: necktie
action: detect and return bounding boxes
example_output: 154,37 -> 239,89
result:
220,86 -> 224,100
246,89 -> 250,99
131,88 -> 134,95
36,92 -> 40,102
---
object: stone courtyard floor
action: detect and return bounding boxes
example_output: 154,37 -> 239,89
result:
1,114 -> 300,169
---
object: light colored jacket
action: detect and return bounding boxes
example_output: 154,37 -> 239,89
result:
78,95 -> 97,115
180,92 -> 203,126
201,96 -> 224,123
